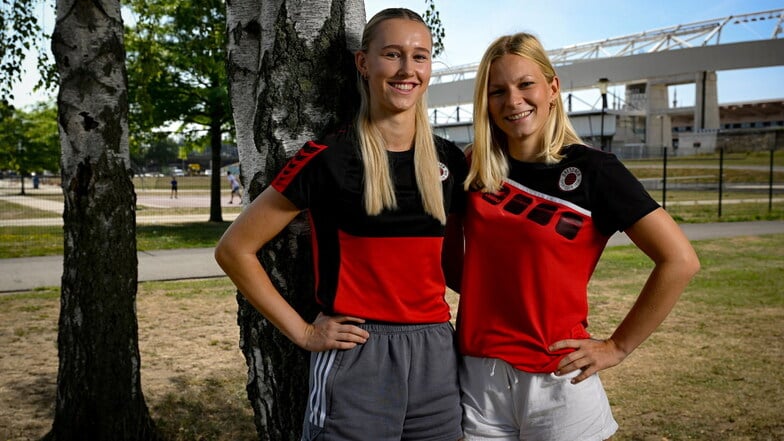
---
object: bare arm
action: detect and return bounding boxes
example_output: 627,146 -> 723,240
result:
214,186 -> 369,351
549,208 -> 700,383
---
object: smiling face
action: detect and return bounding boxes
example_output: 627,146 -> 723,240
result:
355,18 -> 432,120
487,53 -> 559,159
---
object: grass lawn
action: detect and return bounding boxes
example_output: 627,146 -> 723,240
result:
0,222 -> 232,258
0,234 -> 782,440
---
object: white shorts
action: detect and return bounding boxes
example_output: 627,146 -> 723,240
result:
459,356 -> 618,441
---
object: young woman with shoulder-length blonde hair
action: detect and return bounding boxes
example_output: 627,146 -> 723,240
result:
456,32 -> 699,440
466,32 -> 582,192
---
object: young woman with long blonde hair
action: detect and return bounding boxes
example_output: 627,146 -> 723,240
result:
216,8 -> 467,440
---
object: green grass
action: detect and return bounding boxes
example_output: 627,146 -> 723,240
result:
0,222 -> 231,258
664,202 -> 784,224
1,150 -> 782,258
2,204 -> 784,257
588,234 -> 784,440
629,166 -> 784,183
626,149 -> 784,167
0,199 -> 61,220
135,223 -> 232,251
1,233 -> 781,440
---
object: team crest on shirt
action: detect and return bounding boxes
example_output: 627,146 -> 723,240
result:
438,162 -> 449,181
558,167 -> 582,191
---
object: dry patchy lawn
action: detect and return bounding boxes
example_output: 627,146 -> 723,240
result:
1,235 -> 782,440
0,279 -> 256,441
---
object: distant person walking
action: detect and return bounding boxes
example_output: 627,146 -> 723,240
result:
227,171 -> 241,204
170,176 -> 178,199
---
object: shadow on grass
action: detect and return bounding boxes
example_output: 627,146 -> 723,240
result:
1,369 -> 256,441
151,372 -> 257,441
3,373 -> 56,437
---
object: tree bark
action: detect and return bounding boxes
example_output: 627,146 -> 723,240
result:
209,121 -> 223,221
44,0 -> 160,439
226,0 -> 364,438
209,86 -> 224,222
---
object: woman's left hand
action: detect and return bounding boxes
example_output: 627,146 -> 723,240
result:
548,338 -> 627,384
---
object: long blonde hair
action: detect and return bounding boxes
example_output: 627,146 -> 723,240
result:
355,8 -> 446,224
466,32 -> 582,192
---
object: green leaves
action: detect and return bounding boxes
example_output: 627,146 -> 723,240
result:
125,0 -> 231,149
0,0 -> 55,103
422,0 -> 445,58
0,100 -> 59,176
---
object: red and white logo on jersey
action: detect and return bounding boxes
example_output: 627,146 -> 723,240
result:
558,167 -> 582,191
438,162 -> 449,181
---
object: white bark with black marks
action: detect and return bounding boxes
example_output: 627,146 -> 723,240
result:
226,1 -> 364,439
45,0 -> 159,439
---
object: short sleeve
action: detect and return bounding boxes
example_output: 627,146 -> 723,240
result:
591,154 -> 660,235
270,141 -> 330,209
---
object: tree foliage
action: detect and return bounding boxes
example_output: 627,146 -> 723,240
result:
0,0 -> 57,103
125,0 -> 230,148
125,0 -> 231,221
0,100 -> 59,179
0,0 -> 40,102
423,0 -> 445,58
131,133 -> 180,170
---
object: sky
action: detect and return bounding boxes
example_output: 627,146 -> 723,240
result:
8,0 -> 784,111
364,0 -> 784,110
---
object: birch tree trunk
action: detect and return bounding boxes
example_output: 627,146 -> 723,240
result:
44,0 -> 159,439
226,0 -> 365,438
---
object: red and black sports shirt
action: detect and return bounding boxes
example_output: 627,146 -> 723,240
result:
272,129 -> 468,324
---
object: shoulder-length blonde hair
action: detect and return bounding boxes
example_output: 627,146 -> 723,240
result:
355,8 -> 446,224
466,32 -> 582,192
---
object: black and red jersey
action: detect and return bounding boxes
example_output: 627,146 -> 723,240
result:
457,144 -> 659,373
271,129 -> 468,324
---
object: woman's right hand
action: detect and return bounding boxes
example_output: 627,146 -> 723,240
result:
302,312 -> 370,352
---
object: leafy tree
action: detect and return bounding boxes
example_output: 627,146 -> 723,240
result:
0,101 -> 59,194
424,0 -> 446,57
130,133 -> 181,172
1,0 -> 41,102
125,0 -> 231,222
44,0 -> 160,438
0,0 -> 58,103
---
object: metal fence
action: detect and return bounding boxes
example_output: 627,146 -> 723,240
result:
617,146 -> 783,221
2,145 -> 782,256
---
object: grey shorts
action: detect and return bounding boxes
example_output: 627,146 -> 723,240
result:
301,321 -> 463,441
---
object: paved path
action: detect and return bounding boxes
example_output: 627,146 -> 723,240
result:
1,220 -> 783,293
0,192 -> 242,226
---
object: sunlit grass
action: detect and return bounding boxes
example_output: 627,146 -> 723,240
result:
2,235 -> 782,440
0,223 -> 232,258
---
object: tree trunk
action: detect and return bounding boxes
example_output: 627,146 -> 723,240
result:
209,125 -> 223,221
209,100 -> 224,222
226,0 -> 364,438
44,0 -> 160,439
